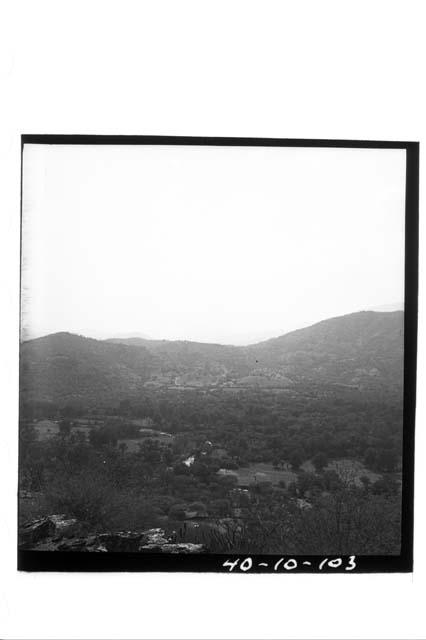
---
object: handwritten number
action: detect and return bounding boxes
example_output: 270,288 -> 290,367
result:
328,558 -> 342,569
223,558 -> 239,572
223,555 -> 356,572
240,557 -> 253,572
274,558 -> 284,571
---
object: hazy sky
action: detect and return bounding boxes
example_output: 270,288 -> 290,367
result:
21,144 -> 406,344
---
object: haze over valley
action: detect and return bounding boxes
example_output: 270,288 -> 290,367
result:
20,310 -> 404,406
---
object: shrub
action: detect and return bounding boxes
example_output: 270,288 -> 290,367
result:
168,504 -> 187,520
188,501 -> 207,513
311,452 -> 328,471
44,470 -> 113,527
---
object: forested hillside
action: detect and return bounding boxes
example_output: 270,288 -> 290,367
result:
20,311 -> 403,407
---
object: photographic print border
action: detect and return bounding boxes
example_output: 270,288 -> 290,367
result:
18,135 -> 419,573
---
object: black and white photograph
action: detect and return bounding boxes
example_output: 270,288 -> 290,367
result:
2,1 -> 426,638
18,137 -> 417,571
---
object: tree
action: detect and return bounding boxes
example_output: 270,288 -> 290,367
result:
173,462 -> 190,475
370,476 -> 399,496
218,474 -> 238,490
168,504 -> 187,520
45,469 -> 113,526
289,448 -> 305,471
320,469 -> 343,491
253,480 -> 273,495
210,498 -> 230,516
139,439 -> 161,464
89,424 -> 118,448
298,472 -> 320,497
188,501 -> 207,513
364,447 -> 377,468
287,489 -> 401,555
312,452 -> 328,472
375,449 -> 398,473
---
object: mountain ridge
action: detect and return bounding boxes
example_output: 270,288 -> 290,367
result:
20,311 -> 404,405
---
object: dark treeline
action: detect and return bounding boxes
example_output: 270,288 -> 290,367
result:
19,388 -> 403,554
20,388 -> 403,472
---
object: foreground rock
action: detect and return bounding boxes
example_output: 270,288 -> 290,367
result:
19,518 -> 206,553
19,516 -> 57,546
19,514 -> 79,547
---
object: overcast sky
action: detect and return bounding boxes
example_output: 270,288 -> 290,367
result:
21,144 -> 406,344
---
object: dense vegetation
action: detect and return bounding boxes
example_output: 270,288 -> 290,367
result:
20,311 -> 404,406
19,311 -> 404,554
19,386 -> 403,554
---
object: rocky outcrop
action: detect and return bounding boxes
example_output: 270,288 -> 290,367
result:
19,518 -> 206,553
19,516 -> 57,546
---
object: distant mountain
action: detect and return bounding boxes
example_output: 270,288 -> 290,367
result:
107,336 -> 250,368
109,332 -> 153,341
367,302 -> 404,312
20,311 -> 404,406
247,310 -> 404,390
20,332 -> 157,405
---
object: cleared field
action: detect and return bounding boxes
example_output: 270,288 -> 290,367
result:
117,438 -> 143,452
139,429 -> 174,443
218,463 -> 297,487
118,431 -> 174,452
218,458 -> 381,488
